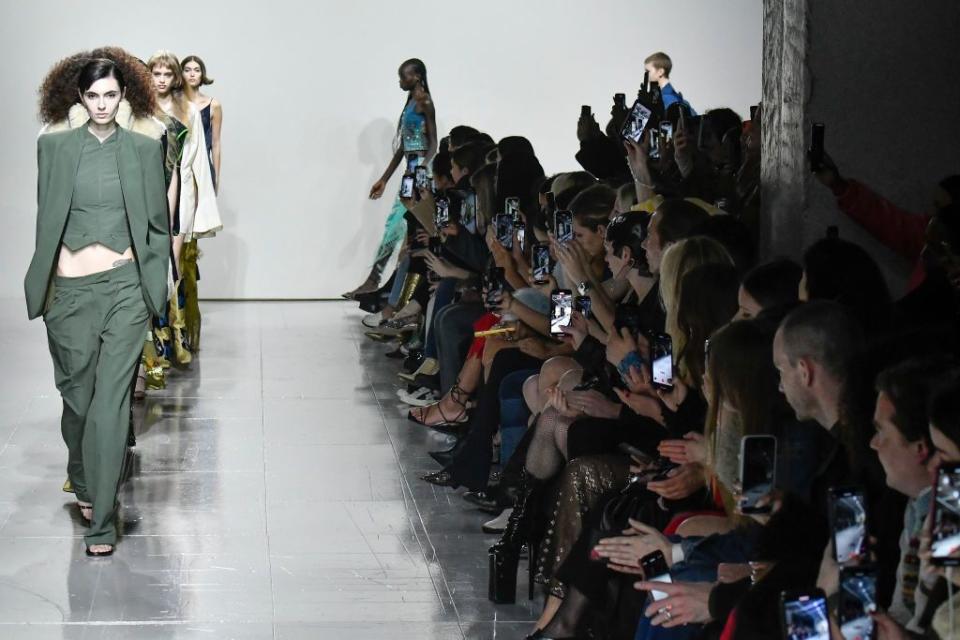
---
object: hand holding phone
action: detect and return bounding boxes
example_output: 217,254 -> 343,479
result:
780,589 -> 830,640
931,462 -> 960,566
738,435 -> 777,514
829,486 -> 869,565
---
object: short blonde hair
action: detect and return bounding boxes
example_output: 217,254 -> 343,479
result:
147,50 -> 190,124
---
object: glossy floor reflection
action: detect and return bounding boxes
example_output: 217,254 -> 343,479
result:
0,301 -> 538,639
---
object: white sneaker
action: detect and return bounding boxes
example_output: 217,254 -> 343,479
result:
397,387 -> 438,407
482,508 -> 513,534
361,312 -> 384,328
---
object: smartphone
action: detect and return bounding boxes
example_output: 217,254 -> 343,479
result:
616,350 -> 645,386
554,210 -> 574,244
574,295 -> 592,319
399,174 -> 415,199
434,196 -> 450,228
810,123 -> 825,171
931,462 -> 960,566
780,589 -> 830,640
618,442 -> 656,467
505,197 -> 521,225
414,165 -> 429,191
750,104 -> 759,122
620,98 -> 654,143
494,213 -> 514,250
660,120 -> 674,145
648,129 -> 661,160
649,332 -> 673,391
532,243 -> 551,285
696,115 -> 709,150
642,70 -> 650,93
614,93 -> 626,109
405,153 -> 420,173
544,191 -> 557,225
550,289 -> 573,336
456,188 -> 477,229
829,486 -> 869,565
838,566 -> 877,640
485,266 -> 505,308
640,551 -> 672,601
581,105 -> 591,118
516,227 -> 525,254
738,435 -> 777,514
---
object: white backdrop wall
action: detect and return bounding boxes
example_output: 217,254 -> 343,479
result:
0,0 -> 760,300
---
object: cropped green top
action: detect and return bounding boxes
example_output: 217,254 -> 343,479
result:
61,129 -> 132,253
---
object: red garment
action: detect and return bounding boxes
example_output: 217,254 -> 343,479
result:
834,179 -> 930,290
719,609 -> 737,640
466,312 -> 501,358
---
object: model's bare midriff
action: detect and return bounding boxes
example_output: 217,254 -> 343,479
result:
56,243 -> 135,277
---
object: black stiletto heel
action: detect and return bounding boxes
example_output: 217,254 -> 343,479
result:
487,470 -> 545,604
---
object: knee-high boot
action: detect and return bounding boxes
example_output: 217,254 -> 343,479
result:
488,469 -> 546,604
181,240 -> 202,352
168,282 -> 192,366
395,272 -> 422,312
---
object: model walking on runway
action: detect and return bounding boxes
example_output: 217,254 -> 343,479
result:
344,58 -> 437,299
27,57 -> 170,556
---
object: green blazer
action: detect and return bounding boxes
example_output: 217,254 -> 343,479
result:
24,126 -> 170,320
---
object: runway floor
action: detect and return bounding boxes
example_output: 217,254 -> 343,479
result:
0,301 -> 539,639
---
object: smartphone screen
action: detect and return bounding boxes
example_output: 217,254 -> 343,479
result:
400,175 -> 415,199
620,98 -> 653,143
640,551 -> 672,601
648,130 -> 661,160
830,487 -> 869,565
414,165 -> 429,191
532,243 -> 551,284
931,462 -> 960,566
649,332 -> 673,390
574,295 -> 592,319
554,210 -> 574,244
838,567 -> 877,640
550,290 -> 573,336
435,196 -> 450,228
516,227 -> 525,254
780,591 -> 830,640
455,189 -> 476,229
406,154 -> 420,174
739,435 -> 777,514
485,267 -> 505,307
660,121 -> 674,145
494,214 -> 514,250
505,197 -> 521,225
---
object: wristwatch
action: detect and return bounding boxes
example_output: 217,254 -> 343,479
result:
577,281 -> 591,296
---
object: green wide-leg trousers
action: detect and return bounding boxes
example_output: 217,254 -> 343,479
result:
43,261 -> 149,546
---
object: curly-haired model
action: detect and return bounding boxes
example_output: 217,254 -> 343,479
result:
38,46 -> 156,124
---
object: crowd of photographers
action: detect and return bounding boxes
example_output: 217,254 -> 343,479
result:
349,51 -> 960,639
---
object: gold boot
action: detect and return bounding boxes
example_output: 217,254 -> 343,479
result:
181,240 -> 202,352
142,332 -> 167,387
395,272 -> 422,311
168,289 -> 193,366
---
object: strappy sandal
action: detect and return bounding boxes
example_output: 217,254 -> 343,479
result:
407,384 -> 471,432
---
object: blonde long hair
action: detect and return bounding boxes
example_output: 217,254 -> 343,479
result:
658,236 -> 733,383
147,50 -> 190,124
